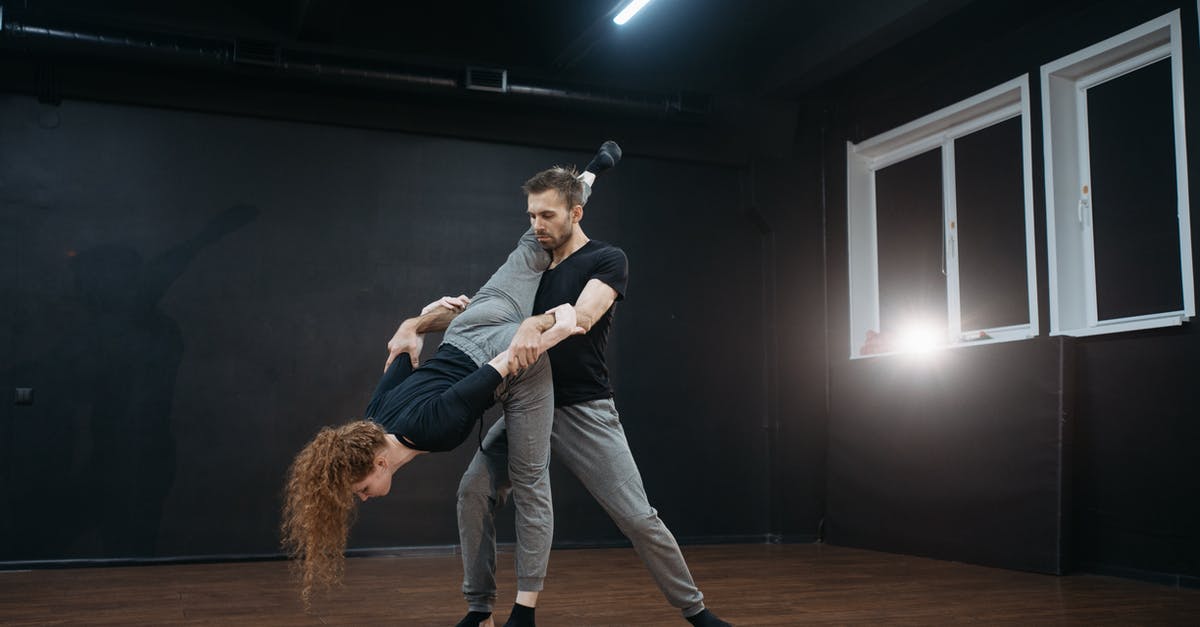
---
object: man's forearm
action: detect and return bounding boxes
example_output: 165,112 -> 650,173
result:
572,279 -> 619,333
402,307 -> 461,334
575,309 -> 599,333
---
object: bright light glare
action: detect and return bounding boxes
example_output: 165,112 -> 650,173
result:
613,0 -> 653,25
894,323 -> 944,355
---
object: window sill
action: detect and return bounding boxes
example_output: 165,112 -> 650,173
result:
1050,313 -> 1189,337
851,329 -> 1037,360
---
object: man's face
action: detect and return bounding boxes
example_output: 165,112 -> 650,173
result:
527,189 -> 578,252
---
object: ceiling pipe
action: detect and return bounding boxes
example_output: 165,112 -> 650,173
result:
0,11 -> 706,116
507,82 -> 687,115
2,19 -> 231,66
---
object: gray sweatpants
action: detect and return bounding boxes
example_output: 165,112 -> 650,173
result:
457,398 -> 707,617
443,227 -> 555,593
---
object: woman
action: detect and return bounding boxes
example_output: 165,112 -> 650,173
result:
281,148 -> 619,626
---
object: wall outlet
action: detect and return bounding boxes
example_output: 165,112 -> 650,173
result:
15,388 -> 33,405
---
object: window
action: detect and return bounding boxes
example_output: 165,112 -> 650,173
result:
1041,10 -> 1194,336
847,76 -> 1038,358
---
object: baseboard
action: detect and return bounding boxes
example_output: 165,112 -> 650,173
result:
0,536 -> 799,570
345,544 -> 462,558
1076,561 -> 1200,589
0,552 -> 285,570
551,534 -> 780,550
768,533 -> 820,544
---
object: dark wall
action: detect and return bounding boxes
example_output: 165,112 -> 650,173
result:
1074,328 -> 1200,582
809,0 -> 1200,582
0,79 -> 771,560
827,339 -> 1073,573
752,111 -> 831,543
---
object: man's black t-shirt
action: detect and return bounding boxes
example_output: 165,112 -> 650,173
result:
533,240 -> 628,407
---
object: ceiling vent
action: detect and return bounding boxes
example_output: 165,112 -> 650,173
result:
465,67 -> 508,93
234,39 -> 279,66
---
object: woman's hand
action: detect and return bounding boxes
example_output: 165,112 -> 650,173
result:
540,304 -> 586,350
385,325 -> 424,371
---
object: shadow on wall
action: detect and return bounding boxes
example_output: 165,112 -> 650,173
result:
2,204 -> 257,560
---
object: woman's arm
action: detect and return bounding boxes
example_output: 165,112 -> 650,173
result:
384,295 -> 471,371
538,303 -> 585,350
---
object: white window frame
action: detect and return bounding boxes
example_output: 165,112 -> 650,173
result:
847,75 -> 1039,359
1041,10 -> 1194,337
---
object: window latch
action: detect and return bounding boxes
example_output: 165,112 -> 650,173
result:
1078,184 -> 1091,226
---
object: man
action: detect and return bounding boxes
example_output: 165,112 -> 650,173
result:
452,142 -> 731,627
383,153 -> 602,627
381,168 -> 589,627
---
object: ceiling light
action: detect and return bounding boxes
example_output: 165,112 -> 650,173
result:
613,0 -> 653,25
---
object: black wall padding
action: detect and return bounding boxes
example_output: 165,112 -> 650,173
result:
0,94 -> 766,562
826,338 -> 1073,574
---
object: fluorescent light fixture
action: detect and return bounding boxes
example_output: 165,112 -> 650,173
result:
613,0 -> 653,25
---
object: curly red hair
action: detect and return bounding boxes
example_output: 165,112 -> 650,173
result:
281,420 -> 388,607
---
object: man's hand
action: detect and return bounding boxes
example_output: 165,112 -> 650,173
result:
506,315 -> 551,373
505,305 -> 590,373
422,294 -> 470,316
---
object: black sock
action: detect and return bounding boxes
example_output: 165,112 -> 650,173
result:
686,609 -> 732,627
585,140 -> 622,175
502,602 -> 535,627
455,610 -> 492,627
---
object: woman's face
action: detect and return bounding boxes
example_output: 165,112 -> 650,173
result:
350,459 -> 393,502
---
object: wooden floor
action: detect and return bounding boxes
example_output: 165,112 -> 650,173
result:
2,544 -> 1198,625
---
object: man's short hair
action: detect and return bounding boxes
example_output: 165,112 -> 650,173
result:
522,166 -> 583,209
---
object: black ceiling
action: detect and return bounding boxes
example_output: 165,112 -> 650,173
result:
5,0 -> 982,98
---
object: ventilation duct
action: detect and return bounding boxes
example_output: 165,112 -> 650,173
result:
465,67 -> 508,93
233,39 -> 280,67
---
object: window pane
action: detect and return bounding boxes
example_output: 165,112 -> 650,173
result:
1087,58 -> 1184,320
955,117 -> 1029,331
875,148 -> 947,335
